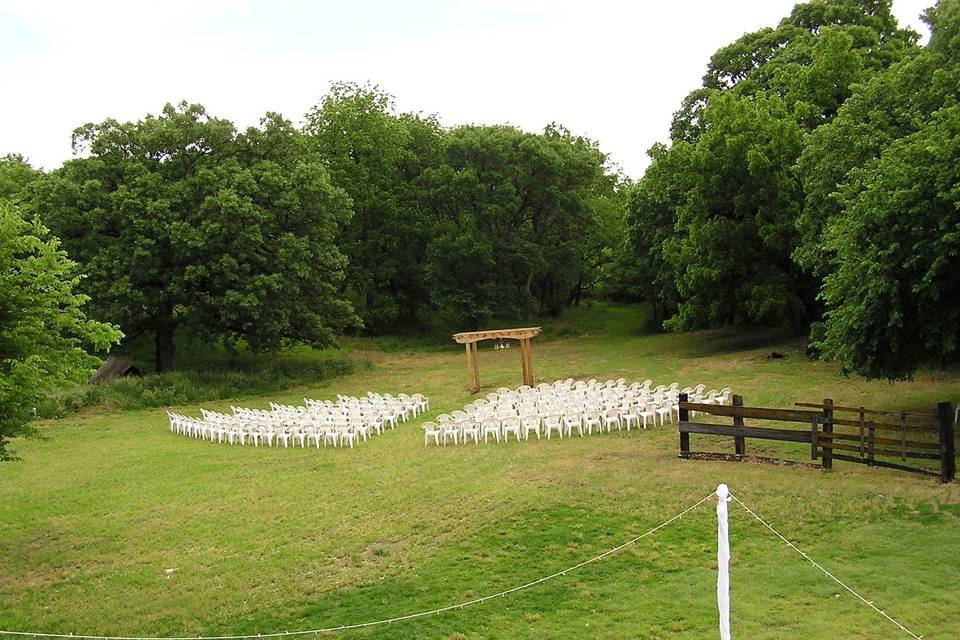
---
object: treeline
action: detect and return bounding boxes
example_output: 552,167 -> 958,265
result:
1,86 -> 625,374
621,0 -> 960,379
2,0 -> 958,418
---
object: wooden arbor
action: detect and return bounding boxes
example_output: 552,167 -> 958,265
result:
452,327 -> 541,393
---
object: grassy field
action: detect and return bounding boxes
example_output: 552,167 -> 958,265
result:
1,304 -> 958,639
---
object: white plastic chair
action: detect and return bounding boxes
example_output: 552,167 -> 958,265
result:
521,415 -> 541,440
502,416 -> 522,442
422,422 -> 441,446
621,405 -> 640,431
563,412 -> 583,437
440,422 -> 459,446
602,408 -> 621,433
482,416 -> 501,443
460,419 -> 481,444
583,411 -> 602,435
544,414 -> 563,439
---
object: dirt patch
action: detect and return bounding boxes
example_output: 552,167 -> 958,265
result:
681,452 -> 820,469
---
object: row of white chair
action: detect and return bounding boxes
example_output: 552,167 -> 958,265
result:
167,392 -> 428,449
421,379 -> 732,445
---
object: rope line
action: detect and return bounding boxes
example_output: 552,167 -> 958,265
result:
730,493 -> 924,640
0,492 -> 715,640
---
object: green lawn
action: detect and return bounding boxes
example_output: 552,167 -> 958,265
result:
1,304 -> 958,639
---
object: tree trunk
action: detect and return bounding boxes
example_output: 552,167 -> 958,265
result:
523,270 -> 535,319
155,318 -> 175,373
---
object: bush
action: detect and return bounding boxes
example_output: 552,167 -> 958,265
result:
37,356 -> 365,418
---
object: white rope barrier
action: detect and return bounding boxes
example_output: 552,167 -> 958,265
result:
730,493 -> 925,640
0,492 -> 715,640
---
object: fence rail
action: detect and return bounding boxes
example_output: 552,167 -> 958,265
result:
677,395 -> 955,482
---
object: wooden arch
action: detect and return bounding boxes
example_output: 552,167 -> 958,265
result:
452,327 -> 541,393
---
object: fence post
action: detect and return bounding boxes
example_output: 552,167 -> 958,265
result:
810,415 -> 819,460
679,393 -> 690,458
822,398 -> 833,470
732,395 -> 745,459
938,401 -> 955,483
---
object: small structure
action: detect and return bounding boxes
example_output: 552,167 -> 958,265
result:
452,327 -> 541,394
89,356 -> 141,384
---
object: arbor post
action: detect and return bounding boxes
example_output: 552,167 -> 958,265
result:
465,342 -> 480,393
520,338 -> 534,386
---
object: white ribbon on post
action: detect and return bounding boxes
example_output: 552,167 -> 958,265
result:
716,483 -> 732,640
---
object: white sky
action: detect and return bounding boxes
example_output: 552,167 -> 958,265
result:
0,0 -> 933,178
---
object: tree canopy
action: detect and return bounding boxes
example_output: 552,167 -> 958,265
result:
304,83 -> 440,333
809,0 -> 960,378
7,0 -> 956,387
418,123 -> 620,327
32,102 -> 358,372
623,0 -> 960,379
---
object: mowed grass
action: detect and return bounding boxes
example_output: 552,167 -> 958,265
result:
1,304 -> 959,639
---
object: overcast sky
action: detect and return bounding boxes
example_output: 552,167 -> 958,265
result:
0,0 -> 933,178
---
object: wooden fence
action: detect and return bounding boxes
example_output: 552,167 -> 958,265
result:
678,394 -> 956,482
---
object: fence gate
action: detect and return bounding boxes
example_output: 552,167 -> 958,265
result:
677,395 -> 956,482
798,399 -> 954,481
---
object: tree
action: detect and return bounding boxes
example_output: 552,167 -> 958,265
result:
0,154 -> 41,203
0,201 -> 122,460
663,93 -> 809,331
32,102 -> 357,372
304,83 -> 442,333
418,124 -> 617,323
809,0 -> 960,378
627,0 -> 918,334
817,103 -> 960,378
796,7 -> 955,277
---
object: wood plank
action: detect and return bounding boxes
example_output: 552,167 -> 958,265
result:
816,431 -> 940,451
470,342 -> 480,393
452,327 -> 542,344
679,393 -> 690,457
831,454 -> 939,477
822,398 -> 833,470
679,402 -> 820,424
818,441 -> 941,460
679,421 -> 812,443
810,414 -> 819,460
794,402 -> 937,419
829,417 -> 934,434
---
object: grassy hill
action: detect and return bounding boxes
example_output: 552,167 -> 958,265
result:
1,304 -> 958,639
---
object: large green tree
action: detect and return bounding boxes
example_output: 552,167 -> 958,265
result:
623,143 -> 690,325
807,0 -> 960,378
32,102 -> 357,372
627,0 -> 918,332
0,201 -> 122,459
664,93 -> 809,331
417,124 -> 619,326
304,83 -> 442,333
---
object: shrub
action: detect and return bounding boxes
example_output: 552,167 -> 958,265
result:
37,356 -> 365,418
